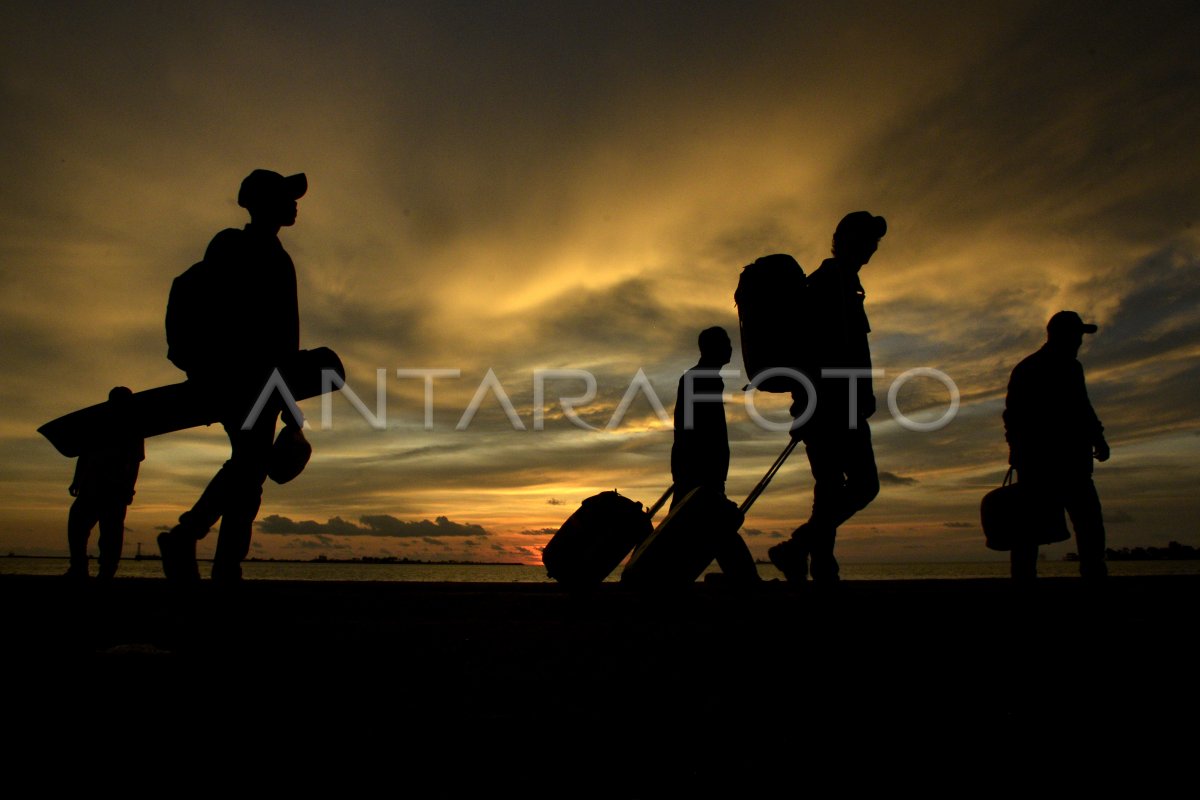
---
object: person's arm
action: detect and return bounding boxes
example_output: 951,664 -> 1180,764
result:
1003,365 -> 1030,468
69,457 -> 83,497
124,459 -> 140,505
1077,363 -> 1109,461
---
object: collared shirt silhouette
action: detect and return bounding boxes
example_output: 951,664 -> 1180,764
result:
770,212 -> 885,584
670,327 -> 758,583
672,328 -> 732,499
805,249 -> 874,422
65,386 -> 144,580
1004,311 -> 1110,580
157,169 -> 307,585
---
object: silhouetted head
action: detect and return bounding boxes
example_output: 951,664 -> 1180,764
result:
1046,310 -> 1097,355
698,326 -> 732,366
107,386 -> 135,431
107,386 -> 133,404
238,170 -> 307,229
832,211 -> 887,268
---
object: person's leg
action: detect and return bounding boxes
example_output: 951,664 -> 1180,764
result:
1010,541 -> 1039,581
160,379 -> 278,583
211,411 -> 277,582
177,470 -> 229,538
768,427 -> 847,583
1066,477 -> 1106,580
768,434 -> 836,583
802,435 -> 842,582
803,425 -> 879,582
96,500 -> 127,579
840,423 -> 880,523
160,450 -> 230,583
67,496 -> 98,578
812,423 -> 880,582
1011,470 -> 1064,582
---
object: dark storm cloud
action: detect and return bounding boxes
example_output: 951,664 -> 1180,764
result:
283,538 -> 351,551
518,528 -> 558,537
258,513 -> 489,538
304,295 -> 430,367
845,2 -> 1200,241
363,514 -> 488,538
879,471 -> 919,486
742,528 -> 787,539
531,278 -> 684,361
1086,246 -> 1200,371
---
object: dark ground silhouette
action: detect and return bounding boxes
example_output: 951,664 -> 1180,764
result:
5,574 -> 1197,776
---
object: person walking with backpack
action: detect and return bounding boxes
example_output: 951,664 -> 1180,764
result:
157,169 -> 307,584
769,212 -> 886,584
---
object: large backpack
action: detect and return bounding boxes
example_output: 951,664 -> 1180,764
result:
165,260 -> 213,373
734,253 -> 810,393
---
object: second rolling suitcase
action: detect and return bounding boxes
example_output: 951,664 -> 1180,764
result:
620,440 -> 798,588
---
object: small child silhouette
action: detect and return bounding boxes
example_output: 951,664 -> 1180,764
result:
65,387 -> 144,580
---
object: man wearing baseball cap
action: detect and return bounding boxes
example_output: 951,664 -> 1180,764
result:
158,169 -> 308,584
1003,310 -> 1110,580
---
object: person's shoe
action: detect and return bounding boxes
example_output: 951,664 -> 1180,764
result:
158,528 -> 200,584
64,564 -> 89,582
768,538 -> 808,583
809,554 -> 841,584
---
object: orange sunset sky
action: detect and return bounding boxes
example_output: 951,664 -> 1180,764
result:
2,1 -> 1198,565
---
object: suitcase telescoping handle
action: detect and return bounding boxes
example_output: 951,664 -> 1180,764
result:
739,438 -> 799,515
645,485 -> 675,519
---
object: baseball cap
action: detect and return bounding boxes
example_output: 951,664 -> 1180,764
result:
237,170 -> 307,209
1047,310 -> 1098,336
835,211 -> 887,241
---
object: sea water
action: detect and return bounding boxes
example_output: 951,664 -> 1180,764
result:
3,556 -> 1199,582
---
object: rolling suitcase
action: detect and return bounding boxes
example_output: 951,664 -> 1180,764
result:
620,439 -> 798,588
543,486 -> 673,589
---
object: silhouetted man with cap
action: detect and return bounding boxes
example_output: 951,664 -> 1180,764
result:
158,169 -> 307,584
1004,311 -> 1110,580
769,211 -> 886,584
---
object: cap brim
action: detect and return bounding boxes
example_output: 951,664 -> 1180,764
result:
1081,323 -> 1098,333
284,173 -> 307,200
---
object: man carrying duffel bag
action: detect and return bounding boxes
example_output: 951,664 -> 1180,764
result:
1003,311 -> 1111,581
